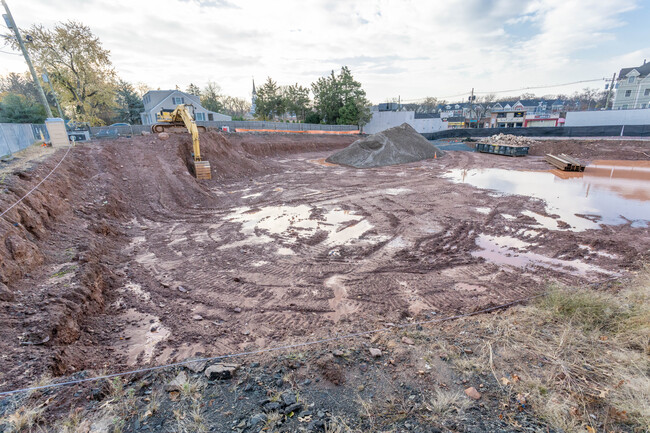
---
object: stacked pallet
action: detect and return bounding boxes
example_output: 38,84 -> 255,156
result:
545,154 -> 585,171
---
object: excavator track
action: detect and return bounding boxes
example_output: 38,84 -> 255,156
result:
151,123 -> 207,134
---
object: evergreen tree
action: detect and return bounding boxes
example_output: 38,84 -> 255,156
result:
255,77 -> 285,120
311,67 -> 370,126
0,94 -> 47,123
114,80 -> 144,124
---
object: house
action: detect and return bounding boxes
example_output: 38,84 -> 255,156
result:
490,99 -> 565,115
439,103 -> 472,118
489,110 -> 525,128
140,90 -> 231,125
612,60 -> 650,110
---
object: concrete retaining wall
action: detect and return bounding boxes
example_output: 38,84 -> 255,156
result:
565,109 -> 650,126
0,123 -> 48,158
363,111 -> 446,135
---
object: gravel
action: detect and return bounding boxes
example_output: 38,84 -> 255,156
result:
326,123 -> 443,168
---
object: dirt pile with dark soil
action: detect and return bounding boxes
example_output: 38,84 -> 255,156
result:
327,123 -> 443,168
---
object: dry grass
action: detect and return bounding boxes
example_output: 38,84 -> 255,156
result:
427,388 -> 470,418
324,415 -> 356,433
0,406 -> 44,432
454,270 -> 650,432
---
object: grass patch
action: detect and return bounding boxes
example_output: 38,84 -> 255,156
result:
463,271 -> 650,432
0,406 -> 44,432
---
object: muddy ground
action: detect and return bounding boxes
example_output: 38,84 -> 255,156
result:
0,133 -> 648,431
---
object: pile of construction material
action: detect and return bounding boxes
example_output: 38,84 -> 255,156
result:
545,153 -> 586,171
326,123 -> 443,168
484,133 -> 538,147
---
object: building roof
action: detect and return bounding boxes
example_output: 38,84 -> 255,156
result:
618,61 -> 650,79
414,113 -> 440,119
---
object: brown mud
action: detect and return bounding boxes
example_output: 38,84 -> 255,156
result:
0,132 -> 648,394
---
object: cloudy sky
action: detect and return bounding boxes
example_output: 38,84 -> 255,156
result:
1,0 -> 648,103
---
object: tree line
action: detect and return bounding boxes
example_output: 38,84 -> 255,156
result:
253,67 -> 371,127
0,21 -> 373,127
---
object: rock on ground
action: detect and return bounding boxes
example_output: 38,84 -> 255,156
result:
205,363 -> 239,380
326,123 -> 443,168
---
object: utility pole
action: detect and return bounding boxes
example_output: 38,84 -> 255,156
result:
605,72 -> 617,110
43,69 -> 64,118
469,88 -> 475,128
2,0 -> 53,118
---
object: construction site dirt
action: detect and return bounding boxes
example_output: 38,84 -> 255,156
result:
0,132 -> 649,393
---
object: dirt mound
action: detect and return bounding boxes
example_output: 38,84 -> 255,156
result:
326,123 -> 442,168
173,131 -> 357,180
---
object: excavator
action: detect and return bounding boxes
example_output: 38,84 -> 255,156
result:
151,104 -> 211,180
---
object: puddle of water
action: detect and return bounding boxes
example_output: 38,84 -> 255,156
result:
430,139 -> 476,152
383,188 -> 412,196
226,205 -> 377,248
445,161 -> 650,230
473,234 -> 614,278
123,309 -> 170,365
325,275 -> 357,322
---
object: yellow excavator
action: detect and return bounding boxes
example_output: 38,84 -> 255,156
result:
151,104 -> 211,180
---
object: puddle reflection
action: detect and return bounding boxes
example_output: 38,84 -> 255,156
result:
445,160 -> 650,230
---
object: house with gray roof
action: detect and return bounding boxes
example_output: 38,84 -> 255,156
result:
612,60 -> 650,110
139,89 -> 231,125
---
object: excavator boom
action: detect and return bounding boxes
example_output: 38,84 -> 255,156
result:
151,104 -> 211,179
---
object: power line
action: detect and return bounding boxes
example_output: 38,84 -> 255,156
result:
0,48 -> 21,56
401,78 -> 609,103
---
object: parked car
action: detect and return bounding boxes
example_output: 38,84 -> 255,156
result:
96,123 -> 132,138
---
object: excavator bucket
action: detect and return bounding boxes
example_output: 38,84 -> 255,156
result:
194,161 -> 211,180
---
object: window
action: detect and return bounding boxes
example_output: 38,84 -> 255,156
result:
645,89 -> 650,96
195,112 -> 205,121
642,104 -> 647,109
625,90 -> 631,97
622,105 -> 628,109
208,113 -> 214,121
628,76 -> 635,84
172,97 -> 185,105
143,95 -> 150,105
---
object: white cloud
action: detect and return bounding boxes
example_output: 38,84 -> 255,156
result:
0,0 -> 646,102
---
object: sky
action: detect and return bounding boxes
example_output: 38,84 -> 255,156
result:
1,0 -> 649,104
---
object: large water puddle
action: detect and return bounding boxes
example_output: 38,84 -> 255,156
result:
430,139 -> 476,152
473,234 -> 614,278
226,205 -> 379,250
445,160 -> 650,230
